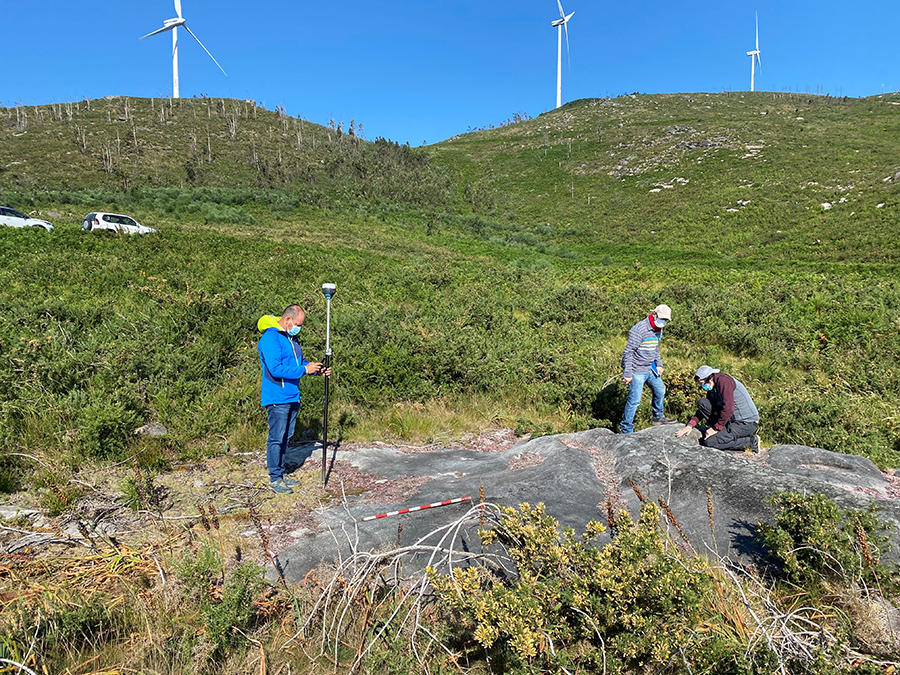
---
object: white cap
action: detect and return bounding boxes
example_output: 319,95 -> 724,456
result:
653,304 -> 672,320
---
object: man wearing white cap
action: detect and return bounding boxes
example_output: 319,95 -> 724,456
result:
675,366 -> 760,451
620,304 -> 678,433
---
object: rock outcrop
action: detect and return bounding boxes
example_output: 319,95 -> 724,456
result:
272,426 -> 900,582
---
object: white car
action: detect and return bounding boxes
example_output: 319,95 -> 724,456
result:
82,212 -> 156,235
0,206 -> 54,231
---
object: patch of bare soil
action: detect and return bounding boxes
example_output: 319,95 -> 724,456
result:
1,429 -> 520,563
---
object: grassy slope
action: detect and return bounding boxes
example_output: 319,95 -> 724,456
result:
432,92 -> 900,263
2,97 -> 351,191
0,93 -> 899,471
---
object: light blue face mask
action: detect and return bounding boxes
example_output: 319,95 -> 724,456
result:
701,382 -> 713,391
655,318 -> 668,328
287,324 -> 302,336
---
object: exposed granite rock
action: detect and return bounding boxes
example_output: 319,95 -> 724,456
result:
271,426 -> 900,582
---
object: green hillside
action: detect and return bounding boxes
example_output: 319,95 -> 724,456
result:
1,92 -> 899,477
0,96 -> 450,210
431,91 -> 900,263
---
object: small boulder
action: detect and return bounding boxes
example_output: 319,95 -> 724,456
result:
134,423 -> 168,438
0,505 -> 41,521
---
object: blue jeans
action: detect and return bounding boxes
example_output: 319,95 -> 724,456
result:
266,402 -> 300,482
620,372 -> 666,434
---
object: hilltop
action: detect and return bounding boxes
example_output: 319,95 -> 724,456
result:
0,95 -> 449,211
2,92 -> 899,263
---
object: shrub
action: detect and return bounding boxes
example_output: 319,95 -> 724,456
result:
757,491 -> 894,588
0,455 -> 21,493
77,400 -> 139,460
34,470 -> 82,516
761,395 -> 899,467
431,502 -> 710,672
173,544 -> 267,659
200,564 -> 266,656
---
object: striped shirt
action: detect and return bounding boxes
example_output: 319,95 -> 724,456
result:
621,316 -> 663,378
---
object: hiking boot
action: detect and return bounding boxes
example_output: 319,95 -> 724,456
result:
750,435 -> 761,452
270,479 -> 293,494
651,416 -> 679,426
282,476 -> 300,486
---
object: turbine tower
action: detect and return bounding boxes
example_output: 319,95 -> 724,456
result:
746,12 -> 762,92
140,0 -> 227,99
551,0 -> 574,109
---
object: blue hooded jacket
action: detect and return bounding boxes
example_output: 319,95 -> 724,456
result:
257,315 -> 310,406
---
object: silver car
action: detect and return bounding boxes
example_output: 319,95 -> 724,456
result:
0,206 -> 54,231
82,212 -> 156,235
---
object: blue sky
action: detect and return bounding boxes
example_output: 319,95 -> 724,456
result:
3,1 -> 897,145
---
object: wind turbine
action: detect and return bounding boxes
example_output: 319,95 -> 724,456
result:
140,0 -> 227,99
551,0 -> 574,109
746,12 -> 762,92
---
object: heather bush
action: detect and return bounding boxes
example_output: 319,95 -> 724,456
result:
758,491 -> 894,588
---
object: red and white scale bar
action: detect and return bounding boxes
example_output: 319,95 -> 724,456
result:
362,496 -> 472,522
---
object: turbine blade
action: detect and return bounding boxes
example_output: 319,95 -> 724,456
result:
175,0 -> 183,19
183,24 -> 228,76
564,20 -> 571,67
557,0 -> 566,20
140,24 -> 175,39
755,13 -> 759,50
756,53 -> 762,71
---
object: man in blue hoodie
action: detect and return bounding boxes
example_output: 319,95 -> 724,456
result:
258,305 -> 331,493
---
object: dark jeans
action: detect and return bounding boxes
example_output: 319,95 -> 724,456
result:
266,402 -> 300,482
696,398 -> 758,451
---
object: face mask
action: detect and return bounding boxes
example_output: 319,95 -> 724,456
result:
701,382 -> 713,391
655,318 -> 668,328
287,324 -> 302,336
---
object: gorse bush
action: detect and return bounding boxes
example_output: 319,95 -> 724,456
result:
200,564 -> 266,657
78,399 -> 140,460
173,543 -> 267,657
422,497 -> 899,674
431,502 -> 711,672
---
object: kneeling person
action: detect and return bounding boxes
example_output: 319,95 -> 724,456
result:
675,366 -> 759,451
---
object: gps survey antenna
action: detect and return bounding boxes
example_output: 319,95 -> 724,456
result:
321,283 -> 336,486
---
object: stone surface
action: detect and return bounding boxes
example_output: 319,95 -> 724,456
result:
270,426 -> 900,582
0,505 -> 42,521
134,423 -> 168,438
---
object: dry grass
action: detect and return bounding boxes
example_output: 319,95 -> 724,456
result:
346,392 -> 577,445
